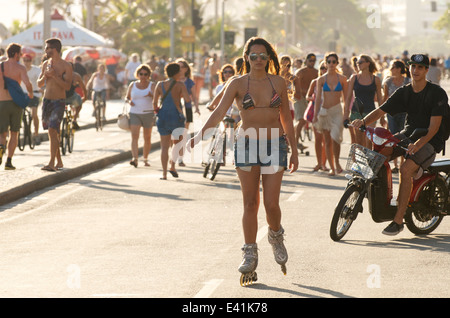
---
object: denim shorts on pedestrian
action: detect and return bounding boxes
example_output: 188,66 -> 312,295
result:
156,117 -> 184,136
234,136 -> 288,173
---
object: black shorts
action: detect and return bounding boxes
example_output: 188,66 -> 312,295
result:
185,107 -> 193,123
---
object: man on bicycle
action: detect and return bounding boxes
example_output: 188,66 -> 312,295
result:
352,54 -> 449,235
22,54 -> 43,144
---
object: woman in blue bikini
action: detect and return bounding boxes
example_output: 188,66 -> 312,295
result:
313,52 -> 348,176
189,37 -> 298,281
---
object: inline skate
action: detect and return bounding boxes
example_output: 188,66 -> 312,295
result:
238,243 -> 258,286
268,226 -> 288,275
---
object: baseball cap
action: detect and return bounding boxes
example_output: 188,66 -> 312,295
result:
22,54 -> 32,60
408,54 -> 430,68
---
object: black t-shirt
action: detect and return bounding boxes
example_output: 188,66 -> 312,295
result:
380,81 -> 449,152
73,63 -> 87,78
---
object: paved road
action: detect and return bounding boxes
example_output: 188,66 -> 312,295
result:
0,82 -> 449,300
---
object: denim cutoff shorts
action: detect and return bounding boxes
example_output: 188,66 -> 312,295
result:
234,135 -> 288,173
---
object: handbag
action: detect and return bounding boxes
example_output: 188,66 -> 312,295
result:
117,102 -> 130,130
1,62 -> 30,109
304,94 -> 315,123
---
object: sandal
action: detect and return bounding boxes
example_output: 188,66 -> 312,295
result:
143,160 -> 150,167
168,170 -> 179,178
41,165 -> 57,172
130,159 -> 138,168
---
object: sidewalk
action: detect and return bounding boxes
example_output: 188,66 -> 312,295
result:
0,88 -> 214,207
1,79 -> 449,207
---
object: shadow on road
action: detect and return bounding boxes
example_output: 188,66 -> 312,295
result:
244,282 -> 353,298
337,234 -> 450,254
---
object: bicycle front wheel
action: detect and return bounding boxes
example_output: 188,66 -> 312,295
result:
330,185 -> 362,241
206,133 -> 225,181
27,113 -> 35,150
95,105 -> 102,131
18,115 -> 26,151
61,118 -> 68,155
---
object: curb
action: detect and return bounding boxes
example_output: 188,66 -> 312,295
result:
0,140 -> 161,207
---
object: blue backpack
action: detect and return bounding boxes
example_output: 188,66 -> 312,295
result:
1,62 -> 30,109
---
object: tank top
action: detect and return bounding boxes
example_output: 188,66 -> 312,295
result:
92,73 -> 108,91
130,81 -> 153,114
353,75 -> 376,113
383,76 -> 410,97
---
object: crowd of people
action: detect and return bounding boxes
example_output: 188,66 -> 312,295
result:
0,36 -> 449,279
0,39 -> 448,179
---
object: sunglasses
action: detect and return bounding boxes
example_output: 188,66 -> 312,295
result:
223,70 -> 234,74
327,60 -> 337,64
23,59 -> 32,62
249,52 -> 269,61
357,60 -> 367,65
139,73 -> 149,76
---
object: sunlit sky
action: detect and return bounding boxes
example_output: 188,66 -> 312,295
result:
0,1 -> 29,28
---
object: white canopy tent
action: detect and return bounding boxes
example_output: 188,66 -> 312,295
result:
1,10 -> 112,48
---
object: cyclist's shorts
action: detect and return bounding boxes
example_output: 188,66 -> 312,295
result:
42,98 -> 65,133
66,93 -> 82,108
234,135 -> 288,174
391,134 -> 436,171
0,100 -> 22,133
28,96 -> 40,107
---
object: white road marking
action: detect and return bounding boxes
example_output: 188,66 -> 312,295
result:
256,226 -> 268,243
287,189 -> 304,202
194,279 -> 224,298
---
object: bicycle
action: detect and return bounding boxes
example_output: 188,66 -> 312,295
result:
203,116 -> 235,181
18,107 -> 36,151
93,90 -> 106,131
300,121 -> 313,142
60,104 -> 75,156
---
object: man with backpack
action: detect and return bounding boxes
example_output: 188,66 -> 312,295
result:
0,43 -> 34,170
352,54 -> 449,236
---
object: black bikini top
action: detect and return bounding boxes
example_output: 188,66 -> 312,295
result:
242,75 -> 281,110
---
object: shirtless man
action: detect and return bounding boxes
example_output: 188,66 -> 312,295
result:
0,43 -> 33,170
293,53 -> 318,146
37,38 -> 73,171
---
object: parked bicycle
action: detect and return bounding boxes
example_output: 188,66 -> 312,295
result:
203,116 -> 235,181
60,104 -> 75,156
18,107 -> 36,151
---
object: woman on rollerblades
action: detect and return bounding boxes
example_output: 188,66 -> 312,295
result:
189,37 -> 298,286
